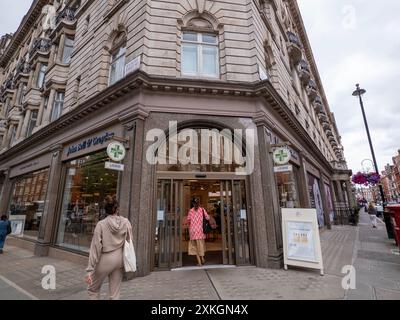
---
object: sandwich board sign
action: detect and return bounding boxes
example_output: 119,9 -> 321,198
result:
281,208 -> 324,275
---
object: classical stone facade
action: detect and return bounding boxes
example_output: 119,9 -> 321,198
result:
0,0 -> 353,275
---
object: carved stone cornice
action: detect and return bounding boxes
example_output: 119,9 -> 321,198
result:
0,0 -> 48,68
0,70 -> 336,173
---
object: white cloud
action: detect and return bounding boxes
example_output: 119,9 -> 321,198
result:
298,0 -> 400,174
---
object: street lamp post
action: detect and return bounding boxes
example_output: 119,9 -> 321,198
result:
352,84 -> 394,238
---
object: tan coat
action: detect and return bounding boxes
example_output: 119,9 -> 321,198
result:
86,215 -> 132,275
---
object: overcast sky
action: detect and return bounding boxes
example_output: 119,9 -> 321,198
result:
1,0 -> 399,174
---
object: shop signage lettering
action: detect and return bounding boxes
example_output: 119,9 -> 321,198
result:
67,132 -> 115,157
19,160 -> 40,172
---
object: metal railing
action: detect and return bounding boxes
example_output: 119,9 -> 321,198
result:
29,38 -> 52,57
333,202 -> 353,225
55,6 -> 76,26
299,59 -> 310,72
287,31 -> 302,47
15,59 -> 31,75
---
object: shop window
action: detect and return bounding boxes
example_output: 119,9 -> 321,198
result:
51,91 -> 65,121
62,37 -> 74,64
182,32 -> 219,78
36,63 -> 47,89
275,167 -> 300,208
56,151 -> 119,252
109,44 -> 126,86
27,110 -> 38,137
8,168 -> 49,240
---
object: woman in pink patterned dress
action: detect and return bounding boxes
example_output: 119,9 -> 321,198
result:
186,198 -> 210,266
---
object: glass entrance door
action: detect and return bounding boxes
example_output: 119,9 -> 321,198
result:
155,179 -> 184,269
154,178 -> 251,269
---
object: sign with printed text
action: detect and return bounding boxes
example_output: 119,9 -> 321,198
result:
8,215 -> 26,237
274,165 -> 293,173
273,147 -> 292,165
107,141 -> 126,162
105,161 -> 124,171
125,56 -> 141,75
282,208 -> 324,275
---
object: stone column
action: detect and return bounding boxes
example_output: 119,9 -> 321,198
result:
5,123 -> 15,147
335,180 -> 345,203
19,109 -> 31,139
298,152 -> 311,208
41,89 -> 56,126
318,171 -> 332,229
254,115 -> 283,269
118,106 -> 150,276
345,180 -> 355,208
15,116 -> 24,140
34,145 -> 63,256
0,170 -> 12,215
57,33 -> 66,63
36,96 -> 46,128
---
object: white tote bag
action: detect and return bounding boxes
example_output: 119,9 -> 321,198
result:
123,233 -> 137,273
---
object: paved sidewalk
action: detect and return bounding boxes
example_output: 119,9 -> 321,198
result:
345,210 -> 400,300
0,211 -> 398,300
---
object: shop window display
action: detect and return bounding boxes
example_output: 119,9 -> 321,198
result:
56,151 -> 118,252
8,168 -> 49,240
275,167 -> 300,208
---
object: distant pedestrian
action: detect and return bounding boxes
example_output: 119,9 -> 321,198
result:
186,198 -> 210,266
0,215 -> 12,254
367,202 -> 378,228
85,198 -> 133,300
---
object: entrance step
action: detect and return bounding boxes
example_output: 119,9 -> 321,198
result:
171,265 -> 237,271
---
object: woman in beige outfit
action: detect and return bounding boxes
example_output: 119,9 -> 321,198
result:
85,199 -> 132,300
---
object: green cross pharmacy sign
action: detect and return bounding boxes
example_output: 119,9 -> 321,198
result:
273,147 -> 291,165
107,141 -> 126,162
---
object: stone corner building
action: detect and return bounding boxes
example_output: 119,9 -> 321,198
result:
0,0 -> 354,276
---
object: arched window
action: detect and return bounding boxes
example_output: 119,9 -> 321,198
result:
181,17 -> 220,78
108,32 -> 126,86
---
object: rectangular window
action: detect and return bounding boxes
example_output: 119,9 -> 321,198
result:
109,46 -> 126,86
56,151 -> 119,252
27,110 -> 38,137
182,32 -> 219,77
36,64 -> 47,89
18,84 -> 27,105
9,125 -> 17,147
8,168 -> 49,240
51,91 -> 65,121
62,37 -> 74,64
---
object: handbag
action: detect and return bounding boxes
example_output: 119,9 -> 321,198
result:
6,222 -> 12,235
123,230 -> 137,274
202,208 -> 212,234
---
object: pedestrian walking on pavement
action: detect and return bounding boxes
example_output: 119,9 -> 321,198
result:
85,198 -> 133,300
0,215 -> 12,254
367,202 -> 378,228
186,198 -> 210,266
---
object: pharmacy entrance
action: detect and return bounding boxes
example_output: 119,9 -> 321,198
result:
154,174 -> 252,269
